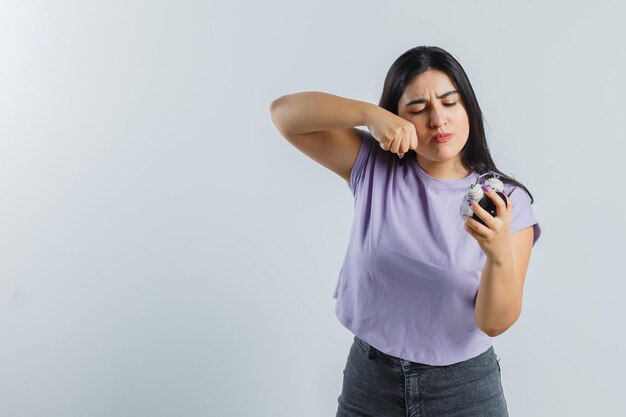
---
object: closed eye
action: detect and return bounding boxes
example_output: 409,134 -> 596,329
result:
410,102 -> 458,115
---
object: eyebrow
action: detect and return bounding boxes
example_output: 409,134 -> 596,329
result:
404,90 -> 459,107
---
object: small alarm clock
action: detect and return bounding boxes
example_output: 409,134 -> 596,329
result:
460,172 -> 508,227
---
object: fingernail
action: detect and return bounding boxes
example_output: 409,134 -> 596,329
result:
398,153 -> 404,159
481,184 -> 491,192
467,199 -> 473,206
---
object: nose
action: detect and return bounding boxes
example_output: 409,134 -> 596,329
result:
429,105 -> 447,128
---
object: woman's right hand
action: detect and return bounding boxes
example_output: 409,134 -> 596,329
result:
365,106 -> 418,158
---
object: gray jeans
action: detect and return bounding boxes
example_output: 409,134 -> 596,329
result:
336,336 -> 509,417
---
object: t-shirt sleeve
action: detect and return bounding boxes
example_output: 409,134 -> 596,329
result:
506,185 -> 542,247
348,129 -> 376,195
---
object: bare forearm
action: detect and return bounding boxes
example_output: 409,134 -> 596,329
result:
474,245 -> 522,337
269,91 -> 376,134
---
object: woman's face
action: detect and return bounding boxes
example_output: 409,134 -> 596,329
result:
397,69 -> 470,165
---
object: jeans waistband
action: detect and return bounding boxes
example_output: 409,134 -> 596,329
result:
354,335 -> 494,369
354,336 -> 438,369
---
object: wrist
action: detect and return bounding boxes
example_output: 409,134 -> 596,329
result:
360,102 -> 379,127
486,240 -> 514,266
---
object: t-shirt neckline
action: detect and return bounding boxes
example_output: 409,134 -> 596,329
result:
414,160 -> 478,188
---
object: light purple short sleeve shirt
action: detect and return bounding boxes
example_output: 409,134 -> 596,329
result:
333,129 -> 542,366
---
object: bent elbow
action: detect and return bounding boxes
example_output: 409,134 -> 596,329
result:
480,322 -> 515,337
485,327 -> 504,337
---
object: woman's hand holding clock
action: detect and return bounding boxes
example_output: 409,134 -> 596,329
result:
463,185 -> 513,262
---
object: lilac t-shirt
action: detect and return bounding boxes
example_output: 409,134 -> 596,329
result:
333,129 -> 542,366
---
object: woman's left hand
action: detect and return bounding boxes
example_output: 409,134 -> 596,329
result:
463,185 -> 513,262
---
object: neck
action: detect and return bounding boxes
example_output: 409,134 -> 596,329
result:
416,155 -> 470,180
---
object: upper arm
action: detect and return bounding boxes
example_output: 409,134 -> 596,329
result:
273,126 -> 363,184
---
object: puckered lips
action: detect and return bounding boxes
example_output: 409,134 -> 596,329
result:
431,132 -> 453,143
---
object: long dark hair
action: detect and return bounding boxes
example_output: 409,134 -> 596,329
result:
380,45 -> 534,203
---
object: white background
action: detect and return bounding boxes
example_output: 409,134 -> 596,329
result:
1,1 -> 624,416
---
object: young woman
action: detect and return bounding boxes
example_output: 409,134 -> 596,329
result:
270,45 -> 541,417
